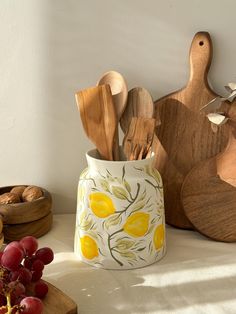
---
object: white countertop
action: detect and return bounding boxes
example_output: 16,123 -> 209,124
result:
39,214 -> 236,314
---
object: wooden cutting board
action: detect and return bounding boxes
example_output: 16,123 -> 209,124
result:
181,104 -> 236,242
154,31 -> 229,229
28,281 -> 77,314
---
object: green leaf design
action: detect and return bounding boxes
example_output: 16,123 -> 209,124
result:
119,251 -> 136,260
137,247 -> 146,252
147,223 -> 156,235
100,179 -> 110,192
137,189 -> 147,202
104,214 -> 122,230
145,165 -> 153,177
153,169 -> 162,185
124,179 -> 131,193
116,239 -> 135,251
130,200 -> 146,214
80,168 -> 88,179
112,186 -> 128,200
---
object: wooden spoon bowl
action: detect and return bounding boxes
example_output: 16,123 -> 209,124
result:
97,70 -> 128,113
0,185 -> 52,224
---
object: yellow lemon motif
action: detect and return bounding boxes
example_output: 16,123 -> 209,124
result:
153,224 -> 165,250
89,192 -> 115,218
123,212 -> 149,237
80,235 -> 99,260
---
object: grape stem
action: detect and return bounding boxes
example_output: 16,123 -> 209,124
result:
6,293 -> 12,314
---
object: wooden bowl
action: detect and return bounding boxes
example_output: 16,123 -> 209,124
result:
0,185 -> 52,224
3,211 -> 53,242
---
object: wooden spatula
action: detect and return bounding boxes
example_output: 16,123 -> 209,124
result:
75,84 -> 117,161
181,102 -> 236,242
123,117 -> 155,160
154,31 -> 229,229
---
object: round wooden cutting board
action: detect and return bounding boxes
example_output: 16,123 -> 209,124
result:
181,157 -> 236,242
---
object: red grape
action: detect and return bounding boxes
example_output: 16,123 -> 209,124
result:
31,270 -> 42,282
8,281 -> 25,297
0,280 -> 3,291
0,308 -> 7,314
23,257 -> 33,270
0,251 -> 4,263
20,236 -> 38,257
32,259 -> 44,272
1,247 -> 23,271
4,241 -> 24,255
35,247 -> 54,265
34,280 -> 48,299
10,267 -> 32,285
20,296 -> 43,314
0,294 -> 7,306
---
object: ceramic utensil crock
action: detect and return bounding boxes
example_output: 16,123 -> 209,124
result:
74,149 -> 166,269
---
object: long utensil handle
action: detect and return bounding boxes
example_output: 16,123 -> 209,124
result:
113,127 -> 120,161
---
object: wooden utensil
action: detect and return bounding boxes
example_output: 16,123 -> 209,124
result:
28,280 -> 77,314
181,103 -> 236,242
3,211 -> 53,242
120,87 -> 154,133
123,117 -> 155,160
154,31 -> 229,229
0,186 -> 52,224
97,71 -> 128,160
75,84 -> 117,161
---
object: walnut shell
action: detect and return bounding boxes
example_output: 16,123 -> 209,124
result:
0,192 -> 21,204
10,186 -> 26,199
22,186 -> 43,202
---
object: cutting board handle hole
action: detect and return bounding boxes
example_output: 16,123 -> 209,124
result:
199,41 -> 204,46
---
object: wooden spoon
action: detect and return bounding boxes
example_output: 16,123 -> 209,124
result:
120,87 -> 154,133
97,71 -> 128,160
75,84 -> 117,161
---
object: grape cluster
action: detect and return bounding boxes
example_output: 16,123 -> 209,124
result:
0,236 -> 54,314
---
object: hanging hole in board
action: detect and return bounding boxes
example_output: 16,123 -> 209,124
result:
199,41 -> 204,46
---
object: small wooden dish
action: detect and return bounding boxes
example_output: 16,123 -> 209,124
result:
0,186 -> 52,224
3,211 -> 53,242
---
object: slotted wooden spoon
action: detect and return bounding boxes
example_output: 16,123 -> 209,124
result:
120,87 -> 154,133
75,84 -> 117,161
123,117 -> 156,160
97,71 -> 128,160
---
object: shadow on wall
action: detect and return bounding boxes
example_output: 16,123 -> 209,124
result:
40,0 -> 189,213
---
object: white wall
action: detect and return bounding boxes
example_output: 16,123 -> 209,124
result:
0,0 -> 235,213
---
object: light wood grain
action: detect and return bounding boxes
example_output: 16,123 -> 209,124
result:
0,186 -> 52,224
3,211 -> 53,242
123,117 -> 155,160
154,31 -> 229,229
120,87 -> 154,133
76,84 -> 117,161
181,103 -> 236,242
97,71 -> 128,161
27,281 -> 77,314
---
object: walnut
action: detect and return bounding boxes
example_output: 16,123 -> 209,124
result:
22,186 -> 43,202
0,192 -> 21,204
10,186 -> 26,199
